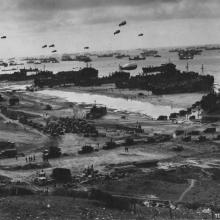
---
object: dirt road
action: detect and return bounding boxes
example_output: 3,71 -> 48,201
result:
178,179 -> 196,202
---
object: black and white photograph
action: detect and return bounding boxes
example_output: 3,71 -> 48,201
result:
0,0 -> 220,219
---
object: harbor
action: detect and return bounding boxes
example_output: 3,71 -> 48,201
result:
0,0 -> 220,219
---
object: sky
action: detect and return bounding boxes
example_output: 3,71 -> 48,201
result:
0,0 -> 220,58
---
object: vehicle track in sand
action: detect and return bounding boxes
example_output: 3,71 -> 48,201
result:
178,179 -> 196,202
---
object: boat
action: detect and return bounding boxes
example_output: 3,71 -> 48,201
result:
129,56 -> 145,61
97,54 -> 113,58
61,54 -> 74,61
119,63 -> 137,71
40,57 -> 59,63
86,104 -> 107,119
178,51 -> 194,60
26,60 -> 34,64
178,49 -> 202,60
0,62 -> 8,67
154,54 -> 161,58
74,55 -> 92,62
142,63 -> 176,74
169,48 -> 180,53
141,50 -> 158,57
205,46 -> 220,50
2,68 -> 17,72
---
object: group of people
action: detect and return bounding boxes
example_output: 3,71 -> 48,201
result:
25,155 -> 36,163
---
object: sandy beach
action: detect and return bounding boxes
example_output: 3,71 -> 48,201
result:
53,83 -> 205,109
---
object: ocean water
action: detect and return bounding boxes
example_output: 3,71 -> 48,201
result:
1,48 -> 220,83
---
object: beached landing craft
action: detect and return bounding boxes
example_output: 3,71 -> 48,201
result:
49,44 -> 55,48
1,36 -> 6,39
138,33 -> 144,37
42,45 -> 47,48
52,50 -> 57,53
119,63 -> 137,71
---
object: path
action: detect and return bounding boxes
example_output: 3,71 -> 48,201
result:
178,179 -> 196,202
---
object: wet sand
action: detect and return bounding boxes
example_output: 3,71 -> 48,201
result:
52,84 -> 205,109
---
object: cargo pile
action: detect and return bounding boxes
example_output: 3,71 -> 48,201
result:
44,117 -> 98,136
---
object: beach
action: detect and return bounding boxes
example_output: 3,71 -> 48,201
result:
50,83 -> 205,109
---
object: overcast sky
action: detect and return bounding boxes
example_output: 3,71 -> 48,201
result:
0,0 -> 220,58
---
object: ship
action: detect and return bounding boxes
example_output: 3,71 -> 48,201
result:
129,56 -> 145,61
26,60 -> 34,64
40,57 -> 59,63
169,48 -> 180,53
119,63 -> 137,71
178,50 -> 194,60
74,55 -> 92,62
0,62 -> 8,67
205,46 -> 220,50
115,54 -> 129,59
141,50 -> 158,57
61,54 -> 75,61
97,54 -> 113,58
142,63 -> 176,74
86,104 -> 107,119
178,49 -> 202,60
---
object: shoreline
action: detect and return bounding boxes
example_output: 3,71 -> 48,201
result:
0,81 -> 206,119
49,83 -> 205,109
0,80 -> 206,110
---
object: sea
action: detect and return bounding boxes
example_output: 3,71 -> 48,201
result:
2,48 -> 220,83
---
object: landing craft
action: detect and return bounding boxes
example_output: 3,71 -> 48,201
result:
42,45 -> 47,48
49,44 -> 55,48
52,50 -> 57,53
1,36 -> 6,39
84,47 -> 89,49
114,30 -> 120,35
138,33 -> 144,37
119,21 -> 127,27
